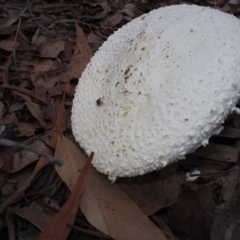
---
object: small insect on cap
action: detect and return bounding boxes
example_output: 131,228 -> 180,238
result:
72,4 -> 240,181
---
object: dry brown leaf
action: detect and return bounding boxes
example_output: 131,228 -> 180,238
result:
87,32 -> 103,51
37,40 -> 65,58
167,185 -> 215,239
14,91 -> 46,126
63,41 -> 73,62
151,216 -> 179,240
211,166 -> 240,239
0,131 -> 59,214
76,24 -> 92,58
32,28 -> 47,49
0,101 -> 4,120
87,32 -> 103,44
0,148 -> 14,173
36,150 -> 93,240
0,40 -> 20,52
119,167 -> 183,216
21,58 -> 59,87
54,95 -> 67,133
120,3 -> 138,18
9,101 -> 25,112
17,122 -> 35,137
100,12 -> 123,28
60,25 -> 92,82
219,126 -> 240,139
0,7 -> 27,30
11,131 -> 52,173
1,84 -> 46,104
14,201 -> 55,231
55,135 -> 167,240
19,31 -> 31,52
193,143 -> 239,163
0,148 -> 52,214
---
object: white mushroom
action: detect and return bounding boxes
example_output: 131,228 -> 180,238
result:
71,4 -> 240,181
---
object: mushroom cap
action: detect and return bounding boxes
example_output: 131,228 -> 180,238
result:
71,4 -> 240,180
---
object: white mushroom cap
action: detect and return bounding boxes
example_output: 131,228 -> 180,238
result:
72,4 -> 240,181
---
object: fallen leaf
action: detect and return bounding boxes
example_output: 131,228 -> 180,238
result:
14,91 -> 46,126
151,216 -> 179,240
0,18 -> 51,36
60,25 -> 92,82
0,40 -> 20,52
32,29 -> 47,49
211,167 -> 240,240
36,144 -> 93,240
0,84 -> 46,104
11,131 -> 52,173
17,122 -> 35,137
217,165 -> 240,202
21,58 -> 59,87
219,126 -> 240,139
54,94 -> 67,133
119,3 -> 138,18
167,185 -> 215,239
63,41 -> 73,62
0,7 -> 27,30
100,12 -> 123,28
0,101 -> 4,119
0,131 -> 59,214
228,0 -> 240,5
9,101 -> 25,112
37,40 -> 65,58
87,32 -> 103,51
0,147 -> 14,173
118,164 -> 183,216
193,144 -> 239,163
55,135 -> 167,240
14,201 -> 55,231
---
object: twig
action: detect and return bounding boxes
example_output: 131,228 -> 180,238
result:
0,84 -> 46,104
13,17 -> 21,72
27,0 -> 58,37
0,138 -> 63,166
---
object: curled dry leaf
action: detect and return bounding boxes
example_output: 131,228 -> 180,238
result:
55,134 -> 167,240
37,40 -> 65,58
120,3 -> 139,18
14,91 -> 46,126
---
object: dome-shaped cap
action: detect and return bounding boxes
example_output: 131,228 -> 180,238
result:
72,4 -> 240,181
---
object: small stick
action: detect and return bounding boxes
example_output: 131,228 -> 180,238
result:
13,17 -> 21,72
0,138 -> 63,166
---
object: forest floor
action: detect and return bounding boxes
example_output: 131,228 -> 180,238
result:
0,0 -> 240,239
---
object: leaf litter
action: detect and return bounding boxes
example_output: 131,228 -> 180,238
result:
0,0 -> 240,240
